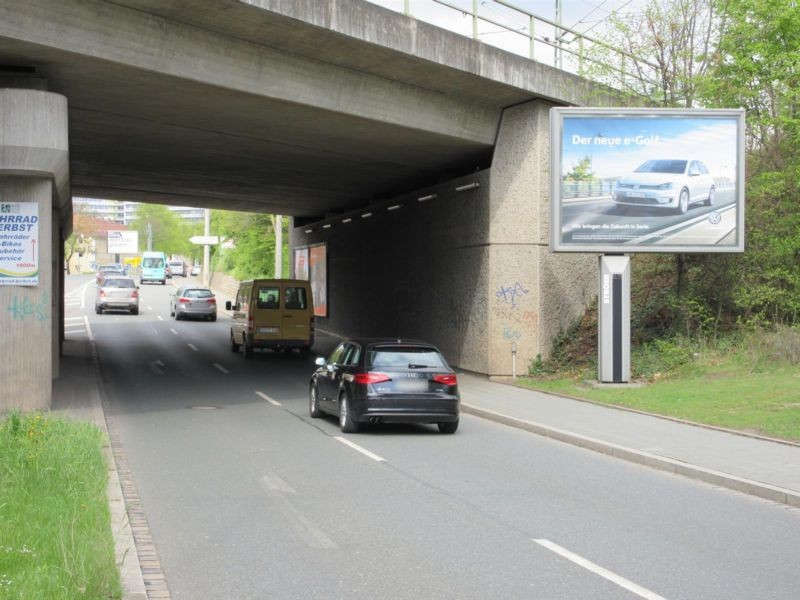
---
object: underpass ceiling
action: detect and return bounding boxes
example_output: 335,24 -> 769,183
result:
0,0 -> 595,219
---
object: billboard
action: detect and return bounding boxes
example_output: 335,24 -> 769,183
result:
294,244 -> 327,317
0,202 -> 39,286
107,230 -> 139,254
550,108 -> 745,253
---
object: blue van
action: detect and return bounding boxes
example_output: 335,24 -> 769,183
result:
140,251 -> 167,285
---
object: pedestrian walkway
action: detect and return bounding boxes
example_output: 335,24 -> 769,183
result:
457,373 -> 800,508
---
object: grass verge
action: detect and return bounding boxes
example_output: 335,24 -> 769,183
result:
0,413 -> 121,599
519,327 -> 800,442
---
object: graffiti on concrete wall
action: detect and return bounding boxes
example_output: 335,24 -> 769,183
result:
6,291 -> 49,322
495,282 -> 529,308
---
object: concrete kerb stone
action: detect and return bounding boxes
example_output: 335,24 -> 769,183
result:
461,403 -> 800,509
85,339 -> 148,600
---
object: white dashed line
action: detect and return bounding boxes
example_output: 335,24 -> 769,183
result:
213,363 -> 229,374
169,328 -> 178,335
333,436 -> 385,462
147,306 -> 153,311
255,391 -> 281,406
157,315 -> 163,321
187,343 -> 199,352
532,539 -> 667,600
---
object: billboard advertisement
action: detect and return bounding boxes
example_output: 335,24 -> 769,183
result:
107,230 -> 139,254
550,108 -> 745,253
0,202 -> 39,286
294,244 -> 327,317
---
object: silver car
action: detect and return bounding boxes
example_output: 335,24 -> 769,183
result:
612,159 -> 715,214
170,286 -> 217,321
95,276 -> 139,315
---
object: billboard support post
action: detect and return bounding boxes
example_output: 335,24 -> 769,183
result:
598,255 -> 630,383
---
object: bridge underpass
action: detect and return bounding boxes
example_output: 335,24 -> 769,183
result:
0,0 -> 610,411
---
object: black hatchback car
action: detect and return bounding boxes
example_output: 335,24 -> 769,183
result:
309,339 -> 460,434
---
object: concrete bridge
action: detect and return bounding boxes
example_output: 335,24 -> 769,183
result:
0,0 -> 610,410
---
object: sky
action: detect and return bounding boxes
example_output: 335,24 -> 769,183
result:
365,0 -> 649,68
561,116 -> 739,180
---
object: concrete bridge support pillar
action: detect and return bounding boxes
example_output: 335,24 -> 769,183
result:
0,88 -> 70,412
487,100 -> 595,375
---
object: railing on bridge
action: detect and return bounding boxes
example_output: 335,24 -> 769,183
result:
561,180 -> 614,200
370,0 -> 657,88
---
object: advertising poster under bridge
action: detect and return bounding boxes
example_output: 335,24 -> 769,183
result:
0,202 -> 39,286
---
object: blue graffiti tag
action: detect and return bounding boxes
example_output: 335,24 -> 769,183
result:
7,291 -> 50,322
503,324 -> 522,341
496,282 -> 530,308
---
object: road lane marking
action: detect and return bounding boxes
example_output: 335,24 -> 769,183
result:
187,343 -> 199,352
170,328 -> 178,335
84,315 -> 94,341
258,474 -> 337,549
65,316 -> 84,321
147,306 -> 152,311
333,436 -> 385,462
213,363 -> 229,374
157,315 -> 164,321
149,360 -> 165,375
255,391 -> 281,406
532,539 -> 667,600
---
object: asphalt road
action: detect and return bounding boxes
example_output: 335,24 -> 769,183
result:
64,275 -> 800,599
560,188 -> 736,245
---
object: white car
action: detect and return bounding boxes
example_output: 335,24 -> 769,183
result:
190,265 -> 200,276
612,159 -> 715,214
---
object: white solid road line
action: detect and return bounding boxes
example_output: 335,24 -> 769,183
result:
84,315 -> 94,342
255,391 -> 281,406
532,539 -> 667,600
170,328 -> 178,335
333,436 -> 386,462
187,343 -> 199,352
213,363 -> 229,374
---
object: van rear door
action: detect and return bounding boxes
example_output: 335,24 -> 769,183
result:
253,284 -> 282,341
281,284 -> 311,342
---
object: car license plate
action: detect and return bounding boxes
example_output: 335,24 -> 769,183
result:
258,327 -> 279,333
394,379 -> 428,392
628,191 -> 647,198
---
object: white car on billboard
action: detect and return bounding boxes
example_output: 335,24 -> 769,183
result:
612,159 -> 715,214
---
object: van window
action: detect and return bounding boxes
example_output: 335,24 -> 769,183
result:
143,257 -> 164,268
257,286 -> 280,309
284,287 -> 308,310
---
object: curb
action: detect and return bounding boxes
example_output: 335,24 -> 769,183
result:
490,376 -> 800,449
462,403 -> 800,510
83,338 -> 149,600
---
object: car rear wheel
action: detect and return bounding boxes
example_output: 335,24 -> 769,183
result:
339,394 -> 359,433
209,314 -> 217,322
230,332 -> 240,353
95,306 -> 102,315
705,186 -> 715,206
438,420 -> 459,434
309,384 -> 323,418
244,336 -> 253,359
676,188 -> 689,214
131,307 -> 139,316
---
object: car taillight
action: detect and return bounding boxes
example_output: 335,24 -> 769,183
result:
179,297 -> 190,303
99,290 -> 106,297
131,290 -> 138,298
354,372 -> 391,385
432,374 -> 457,386
248,314 -> 254,332
207,298 -> 216,304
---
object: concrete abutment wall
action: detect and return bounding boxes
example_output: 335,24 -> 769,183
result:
0,88 -> 69,411
292,100 -> 595,374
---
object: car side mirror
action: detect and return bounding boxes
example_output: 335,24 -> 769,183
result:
315,357 -> 326,367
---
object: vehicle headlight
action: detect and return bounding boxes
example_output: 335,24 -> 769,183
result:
655,182 -> 674,190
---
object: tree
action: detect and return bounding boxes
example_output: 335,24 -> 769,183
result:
64,208 -> 93,274
211,210 -> 288,281
565,156 -> 595,181
130,204 -> 198,258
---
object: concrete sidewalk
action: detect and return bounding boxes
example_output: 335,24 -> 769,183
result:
457,372 -> 800,508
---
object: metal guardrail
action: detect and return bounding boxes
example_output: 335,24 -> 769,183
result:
384,0 -> 658,88
561,180 -> 614,199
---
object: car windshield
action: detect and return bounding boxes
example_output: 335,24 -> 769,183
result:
143,257 -> 164,268
634,160 -> 687,174
183,289 -> 213,298
367,347 -> 446,369
100,265 -> 122,272
102,278 -> 135,288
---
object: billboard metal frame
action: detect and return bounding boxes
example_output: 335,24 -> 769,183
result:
550,107 -> 746,254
